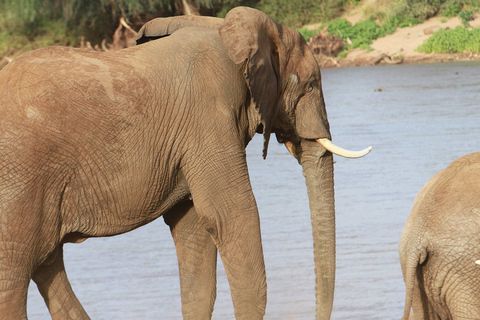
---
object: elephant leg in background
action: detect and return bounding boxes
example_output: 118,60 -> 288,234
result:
0,271 -> 29,319
164,201 -> 218,320
0,216 -> 43,320
32,245 -> 90,320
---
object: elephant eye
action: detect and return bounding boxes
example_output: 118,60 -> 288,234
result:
306,82 -> 314,92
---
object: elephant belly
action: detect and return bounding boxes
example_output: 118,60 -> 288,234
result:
59,168 -> 191,239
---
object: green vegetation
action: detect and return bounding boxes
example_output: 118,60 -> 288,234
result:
459,9 -> 474,26
322,18 -> 389,50
0,0 -> 258,56
297,28 -> 321,41
299,0 -> 480,58
298,17 -> 394,52
255,0 -> 346,28
0,20 -> 77,57
2,0 -> 480,59
417,26 -> 480,52
0,0 -> 349,57
386,0 -> 479,26
0,0 -> 163,56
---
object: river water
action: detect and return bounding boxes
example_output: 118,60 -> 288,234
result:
27,61 -> 480,319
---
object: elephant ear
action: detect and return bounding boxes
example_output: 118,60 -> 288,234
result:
136,15 -> 223,44
219,7 -> 281,159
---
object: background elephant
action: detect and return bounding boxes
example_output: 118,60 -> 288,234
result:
400,152 -> 480,319
0,7 -> 369,320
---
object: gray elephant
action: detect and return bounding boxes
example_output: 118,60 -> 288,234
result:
0,7 -> 370,320
400,152 -> 480,319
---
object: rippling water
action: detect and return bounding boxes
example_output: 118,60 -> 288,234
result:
27,61 -> 480,319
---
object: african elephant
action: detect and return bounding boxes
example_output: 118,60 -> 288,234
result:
136,12 -> 371,320
0,6 -> 370,320
400,152 -> 480,319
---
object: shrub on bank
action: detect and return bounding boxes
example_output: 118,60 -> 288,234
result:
321,18 -> 389,50
298,18 -> 393,58
417,26 -> 480,52
298,28 -> 321,41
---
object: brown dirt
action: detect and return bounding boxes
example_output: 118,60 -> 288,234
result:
307,14 -> 480,68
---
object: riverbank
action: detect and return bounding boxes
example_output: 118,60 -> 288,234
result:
2,10 -> 480,70
309,15 -> 480,68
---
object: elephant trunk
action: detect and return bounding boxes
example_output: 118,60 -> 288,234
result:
300,140 -> 335,320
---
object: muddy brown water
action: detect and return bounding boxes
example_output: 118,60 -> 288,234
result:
27,61 -> 480,319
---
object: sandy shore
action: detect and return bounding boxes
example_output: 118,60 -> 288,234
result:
309,15 -> 480,68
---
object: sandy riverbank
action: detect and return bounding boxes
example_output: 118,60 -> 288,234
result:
309,14 -> 480,68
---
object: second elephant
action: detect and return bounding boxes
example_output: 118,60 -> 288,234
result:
400,152 -> 480,319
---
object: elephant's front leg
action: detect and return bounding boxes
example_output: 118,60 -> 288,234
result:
32,245 -> 90,320
164,201 -> 217,320
187,150 -> 267,320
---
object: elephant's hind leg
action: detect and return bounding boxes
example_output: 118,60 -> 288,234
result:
32,245 -> 90,320
164,201 -> 218,320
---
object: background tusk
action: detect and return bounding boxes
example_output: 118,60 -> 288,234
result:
284,141 -> 298,158
316,138 -> 372,159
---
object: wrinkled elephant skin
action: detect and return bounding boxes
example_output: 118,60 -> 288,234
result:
400,152 -> 480,319
0,7 -> 368,320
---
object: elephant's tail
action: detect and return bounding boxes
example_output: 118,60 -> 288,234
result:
401,255 -> 417,320
399,237 -> 428,320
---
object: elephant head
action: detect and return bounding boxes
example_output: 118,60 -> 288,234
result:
137,7 -> 371,319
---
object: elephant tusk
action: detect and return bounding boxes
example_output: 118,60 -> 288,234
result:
284,141 -> 297,158
475,260 -> 480,265
316,138 -> 372,159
